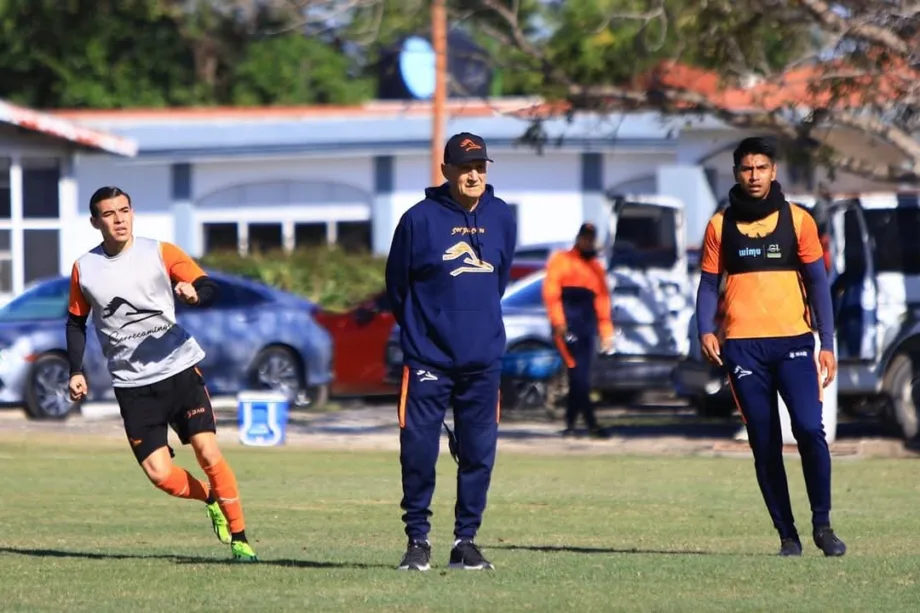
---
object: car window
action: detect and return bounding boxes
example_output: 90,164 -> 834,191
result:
861,208 -> 920,274
0,278 -> 70,321
502,276 -> 545,309
212,279 -> 268,309
610,204 -> 678,269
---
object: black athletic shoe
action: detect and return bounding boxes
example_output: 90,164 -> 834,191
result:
448,540 -> 494,570
779,537 -> 803,557
813,527 -> 847,557
561,428 -> 577,438
397,539 -> 431,571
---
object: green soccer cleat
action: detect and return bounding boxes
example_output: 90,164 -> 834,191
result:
206,501 -> 231,545
231,540 -> 259,562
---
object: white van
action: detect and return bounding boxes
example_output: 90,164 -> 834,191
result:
591,193 -> 694,397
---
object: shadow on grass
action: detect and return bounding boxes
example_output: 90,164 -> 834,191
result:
490,543 -> 763,556
0,546 -> 391,569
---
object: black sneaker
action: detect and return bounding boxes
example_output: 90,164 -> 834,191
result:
397,539 -> 431,571
561,428 -> 576,438
813,527 -> 847,557
448,539 -> 494,570
779,537 -> 802,557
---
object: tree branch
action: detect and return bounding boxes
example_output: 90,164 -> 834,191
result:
794,0 -> 911,56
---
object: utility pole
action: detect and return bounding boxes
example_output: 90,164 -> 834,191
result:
431,0 -> 447,186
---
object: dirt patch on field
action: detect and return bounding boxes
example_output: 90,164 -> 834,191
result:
1,399 -> 916,459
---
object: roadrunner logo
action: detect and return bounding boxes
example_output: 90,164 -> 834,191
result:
102,297 -> 163,329
416,369 -> 438,382
100,296 -> 170,343
733,365 -> 752,379
442,242 -> 494,276
459,138 -> 482,152
788,350 -> 809,359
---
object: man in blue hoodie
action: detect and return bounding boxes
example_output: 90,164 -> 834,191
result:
386,132 -> 517,572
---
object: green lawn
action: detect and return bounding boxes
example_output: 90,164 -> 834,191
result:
1,435 -> 918,612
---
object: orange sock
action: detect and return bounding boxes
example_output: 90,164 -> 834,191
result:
201,458 -> 245,533
154,466 -> 210,502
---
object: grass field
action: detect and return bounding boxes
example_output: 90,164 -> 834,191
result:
2,434 -> 918,612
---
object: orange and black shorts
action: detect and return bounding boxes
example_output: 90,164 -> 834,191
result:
114,365 -> 215,463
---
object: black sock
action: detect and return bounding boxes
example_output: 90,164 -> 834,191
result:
205,490 -> 216,505
231,530 -> 248,543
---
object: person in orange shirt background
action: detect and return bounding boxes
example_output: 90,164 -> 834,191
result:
542,223 -> 614,439
696,137 -> 846,558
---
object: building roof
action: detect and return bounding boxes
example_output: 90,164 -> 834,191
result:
51,97 -> 696,159
647,61 -> 916,112
0,99 -> 137,157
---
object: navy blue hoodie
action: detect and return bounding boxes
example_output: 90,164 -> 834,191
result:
385,183 -> 517,373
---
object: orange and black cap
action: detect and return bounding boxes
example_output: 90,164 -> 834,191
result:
444,132 -> 493,165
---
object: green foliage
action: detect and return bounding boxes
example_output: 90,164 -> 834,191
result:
200,246 -> 387,313
232,34 -> 374,105
540,0 -> 811,91
0,0 -> 817,119
0,0 -> 374,108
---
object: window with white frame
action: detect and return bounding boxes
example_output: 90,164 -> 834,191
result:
196,180 -> 373,256
202,223 -> 238,253
0,153 -> 65,298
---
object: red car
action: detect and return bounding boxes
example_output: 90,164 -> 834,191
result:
313,292 -> 397,397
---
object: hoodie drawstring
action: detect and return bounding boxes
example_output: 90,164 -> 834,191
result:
469,210 -> 483,259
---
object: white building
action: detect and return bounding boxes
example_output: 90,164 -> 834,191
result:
0,96 -> 898,304
0,100 -> 137,304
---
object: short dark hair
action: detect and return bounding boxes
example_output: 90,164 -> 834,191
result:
732,137 -> 777,167
89,186 -> 131,217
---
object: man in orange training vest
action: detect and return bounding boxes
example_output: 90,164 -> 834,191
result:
696,137 -> 846,557
542,222 -> 614,438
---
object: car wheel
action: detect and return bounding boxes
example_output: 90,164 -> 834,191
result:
501,341 -> 568,421
24,353 -> 79,420
295,384 -> 329,410
883,353 -> 920,440
249,346 -> 305,405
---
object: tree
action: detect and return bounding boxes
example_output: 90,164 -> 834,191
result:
0,0 -> 378,108
468,0 -> 920,185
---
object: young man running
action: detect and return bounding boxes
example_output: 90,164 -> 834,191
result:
66,186 -> 258,562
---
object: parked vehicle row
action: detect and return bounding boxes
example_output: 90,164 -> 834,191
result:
23,189 -> 918,439
2,240 -> 570,420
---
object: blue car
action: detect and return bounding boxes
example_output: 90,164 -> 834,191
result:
0,271 -> 333,420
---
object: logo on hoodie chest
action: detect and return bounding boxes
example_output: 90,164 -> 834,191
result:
451,226 -> 485,236
442,241 -> 494,277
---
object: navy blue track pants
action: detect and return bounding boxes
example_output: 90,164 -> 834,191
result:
397,364 -> 501,541
723,332 -> 832,539
556,333 -> 597,430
